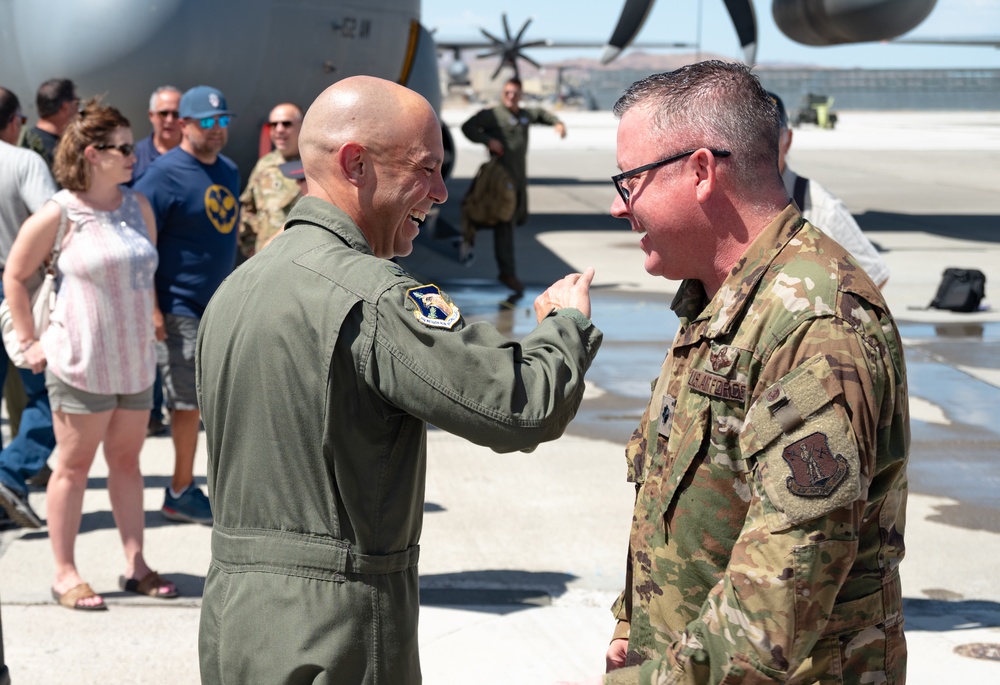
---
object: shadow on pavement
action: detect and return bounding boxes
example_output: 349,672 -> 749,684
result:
856,212 -> 1000,243
904,597 -> 1000,631
419,570 -> 576,611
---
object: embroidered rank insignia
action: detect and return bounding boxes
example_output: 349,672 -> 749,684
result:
406,285 -> 461,329
781,432 -> 848,498
385,263 -> 408,278
657,394 -> 676,438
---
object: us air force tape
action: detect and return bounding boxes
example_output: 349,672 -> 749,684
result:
406,285 -> 461,329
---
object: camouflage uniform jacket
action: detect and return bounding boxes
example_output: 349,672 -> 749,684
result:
238,149 -> 300,257
607,204 -> 909,685
196,197 -> 602,684
461,104 -> 562,225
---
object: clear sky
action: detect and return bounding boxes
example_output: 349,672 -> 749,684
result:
424,0 -> 1000,70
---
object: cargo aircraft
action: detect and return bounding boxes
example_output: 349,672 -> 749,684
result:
0,0 -> 947,175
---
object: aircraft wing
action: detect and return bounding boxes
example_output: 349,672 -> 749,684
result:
434,38 -> 693,53
892,36 -> 1000,48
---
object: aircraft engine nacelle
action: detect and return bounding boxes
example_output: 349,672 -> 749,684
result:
772,0 -> 938,46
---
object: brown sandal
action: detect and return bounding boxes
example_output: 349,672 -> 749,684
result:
51,583 -> 107,611
119,571 -> 179,599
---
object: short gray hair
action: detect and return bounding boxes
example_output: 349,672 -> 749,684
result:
148,85 -> 181,112
614,61 -> 782,191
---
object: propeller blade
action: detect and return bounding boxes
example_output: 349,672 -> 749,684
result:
601,0 -> 656,64
514,17 -> 534,45
480,27 -> 503,44
722,0 -> 758,64
502,12 -> 512,40
492,60 -> 507,80
519,53 -> 543,70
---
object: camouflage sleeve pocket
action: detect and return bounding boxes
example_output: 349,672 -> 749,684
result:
739,355 -> 861,533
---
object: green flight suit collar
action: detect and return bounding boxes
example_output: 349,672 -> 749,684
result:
283,196 -> 375,255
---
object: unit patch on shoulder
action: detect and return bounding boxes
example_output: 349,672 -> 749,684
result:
781,432 -> 848,498
406,284 -> 461,329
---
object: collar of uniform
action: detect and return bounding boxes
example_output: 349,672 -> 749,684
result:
283,196 -> 375,255
672,203 -> 806,345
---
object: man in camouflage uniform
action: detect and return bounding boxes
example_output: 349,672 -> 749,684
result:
196,76 -> 601,684
19,78 -> 78,170
599,61 -> 909,684
461,77 -> 566,294
238,102 -> 303,257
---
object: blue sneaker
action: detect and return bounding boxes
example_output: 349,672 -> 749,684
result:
162,485 -> 213,525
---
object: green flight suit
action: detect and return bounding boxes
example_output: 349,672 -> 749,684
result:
461,104 -> 562,278
607,205 -> 909,685
196,197 -> 601,684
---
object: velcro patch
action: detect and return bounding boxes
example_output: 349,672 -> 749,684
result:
782,432 -> 848,497
406,284 -> 461,329
740,355 -> 861,532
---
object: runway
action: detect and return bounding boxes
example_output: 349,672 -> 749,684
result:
1,107 -> 998,683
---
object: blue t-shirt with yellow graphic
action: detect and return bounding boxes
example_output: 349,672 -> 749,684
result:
135,147 -> 240,318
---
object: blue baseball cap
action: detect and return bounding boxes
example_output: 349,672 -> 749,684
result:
179,85 -> 232,119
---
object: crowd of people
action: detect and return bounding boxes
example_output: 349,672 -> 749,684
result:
0,79 -> 309,608
1,62 -> 907,685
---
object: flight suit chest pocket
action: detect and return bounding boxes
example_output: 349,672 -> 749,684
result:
740,355 -> 862,533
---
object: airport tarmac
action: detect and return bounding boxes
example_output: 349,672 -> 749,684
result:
1,108 -> 999,684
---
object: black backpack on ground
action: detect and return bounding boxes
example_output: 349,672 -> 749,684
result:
929,268 -> 986,312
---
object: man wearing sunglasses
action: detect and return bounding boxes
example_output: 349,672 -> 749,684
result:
134,85 -> 240,528
595,62 -> 908,685
131,85 -> 182,183
238,102 -> 304,258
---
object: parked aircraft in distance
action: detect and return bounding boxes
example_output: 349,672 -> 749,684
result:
0,0 -> 947,176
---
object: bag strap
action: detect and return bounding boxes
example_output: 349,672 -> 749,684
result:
45,197 -> 69,277
793,175 -> 809,211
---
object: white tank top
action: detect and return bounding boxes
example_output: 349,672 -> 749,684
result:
41,188 -> 159,395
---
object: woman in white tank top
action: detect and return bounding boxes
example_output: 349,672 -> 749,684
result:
3,99 -> 177,610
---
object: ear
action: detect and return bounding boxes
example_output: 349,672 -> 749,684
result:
82,144 -> 100,166
339,142 -> 366,188
691,148 -> 718,204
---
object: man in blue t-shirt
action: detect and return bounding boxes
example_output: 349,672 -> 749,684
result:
134,85 -> 240,526
131,85 -> 182,184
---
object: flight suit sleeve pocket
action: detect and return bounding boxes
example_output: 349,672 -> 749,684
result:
739,355 -> 861,533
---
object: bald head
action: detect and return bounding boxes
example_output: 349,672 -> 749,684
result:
299,76 -> 447,258
301,76 -> 433,179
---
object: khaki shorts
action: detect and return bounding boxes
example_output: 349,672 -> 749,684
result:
45,369 -> 153,415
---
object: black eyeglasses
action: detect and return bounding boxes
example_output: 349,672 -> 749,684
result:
94,142 -> 135,156
155,110 -> 180,119
612,148 -> 731,204
267,120 -> 295,129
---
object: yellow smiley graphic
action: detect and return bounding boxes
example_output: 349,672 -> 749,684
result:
204,185 -> 238,234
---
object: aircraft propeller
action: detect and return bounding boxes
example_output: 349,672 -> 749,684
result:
476,14 -> 551,80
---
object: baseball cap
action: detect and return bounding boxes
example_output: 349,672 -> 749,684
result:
179,85 -> 232,119
768,92 -> 788,130
279,159 -> 304,180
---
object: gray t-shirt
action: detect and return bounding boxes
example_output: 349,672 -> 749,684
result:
0,140 -> 57,268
